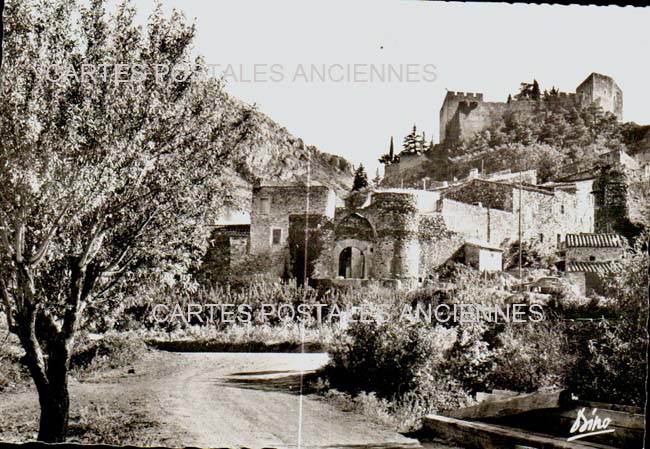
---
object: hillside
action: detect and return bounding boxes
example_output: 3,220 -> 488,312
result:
222,95 -> 354,211
383,101 -> 649,187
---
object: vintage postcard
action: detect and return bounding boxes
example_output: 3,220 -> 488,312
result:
0,1 -> 648,448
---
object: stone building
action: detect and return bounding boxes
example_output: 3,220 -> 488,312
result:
565,233 -> 625,295
463,238 -> 503,272
439,72 -> 622,147
440,177 -> 595,248
205,169 -> 597,284
249,182 -> 338,277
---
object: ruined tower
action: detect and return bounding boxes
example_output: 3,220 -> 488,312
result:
439,91 -> 484,145
576,73 -> 623,120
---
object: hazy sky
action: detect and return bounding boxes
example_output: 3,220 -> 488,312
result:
135,1 -> 650,175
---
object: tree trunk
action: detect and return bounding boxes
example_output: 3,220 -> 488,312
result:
36,371 -> 70,443
10,254 -> 89,443
22,330 -> 72,442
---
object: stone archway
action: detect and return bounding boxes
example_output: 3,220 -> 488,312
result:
333,239 -> 372,279
338,247 -> 365,279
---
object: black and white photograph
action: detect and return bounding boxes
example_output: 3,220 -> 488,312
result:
0,1 -> 648,448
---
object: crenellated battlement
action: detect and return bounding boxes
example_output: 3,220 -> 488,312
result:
444,91 -> 484,102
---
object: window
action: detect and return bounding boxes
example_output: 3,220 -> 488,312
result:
539,233 -> 544,243
560,204 -> 565,214
260,198 -> 271,214
557,234 -> 562,246
589,255 -> 596,261
271,229 -> 281,245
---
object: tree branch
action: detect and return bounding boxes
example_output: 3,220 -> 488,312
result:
14,221 -> 25,263
0,218 -> 13,257
79,216 -> 106,268
0,277 -> 16,333
28,202 -> 71,265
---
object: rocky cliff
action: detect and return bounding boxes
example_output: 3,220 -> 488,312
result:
220,96 -> 354,215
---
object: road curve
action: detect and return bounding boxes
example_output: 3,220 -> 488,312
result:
151,352 -> 422,449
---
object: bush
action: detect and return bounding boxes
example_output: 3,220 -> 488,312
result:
325,241 -> 648,418
0,343 -> 29,392
566,319 -> 647,407
71,333 -> 148,373
326,320 -> 437,398
486,321 -> 573,392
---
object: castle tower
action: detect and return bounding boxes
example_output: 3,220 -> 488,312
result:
576,73 -> 623,120
439,91 -> 484,145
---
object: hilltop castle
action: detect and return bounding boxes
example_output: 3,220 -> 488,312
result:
439,73 -> 623,147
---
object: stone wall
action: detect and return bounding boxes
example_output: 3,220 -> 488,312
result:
576,73 -> 623,120
566,246 -> 625,263
288,214 -> 330,284
444,180 -> 514,211
440,91 -> 484,144
200,225 -> 250,282
250,184 -> 336,275
464,245 -> 503,272
441,179 -> 594,249
438,198 -> 516,246
360,192 -> 421,279
444,100 -> 541,147
312,192 -> 423,280
417,214 -> 465,277
593,167 -> 634,235
514,186 -> 593,248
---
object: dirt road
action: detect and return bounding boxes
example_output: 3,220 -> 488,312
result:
1,350 -> 457,448
151,352 -> 422,449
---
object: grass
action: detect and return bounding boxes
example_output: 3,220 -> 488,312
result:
0,377 -> 183,446
321,389 -> 440,433
0,323 -> 182,445
142,321 -> 338,353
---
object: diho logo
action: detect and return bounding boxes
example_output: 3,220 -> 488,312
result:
568,407 -> 614,442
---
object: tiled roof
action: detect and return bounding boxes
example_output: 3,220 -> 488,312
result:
565,233 -> 624,248
212,224 -> 251,235
567,261 -> 622,274
464,237 -> 502,251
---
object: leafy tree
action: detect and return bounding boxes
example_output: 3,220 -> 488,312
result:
0,0 -> 250,442
378,136 -> 398,165
515,79 -> 540,101
371,168 -> 381,186
0,0 -> 4,69
352,164 -> 369,191
531,79 -> 541,101
402,124 -> 425,155
544,86 -> 559,99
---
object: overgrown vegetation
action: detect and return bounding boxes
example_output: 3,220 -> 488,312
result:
323,235 -> 648,430
451,100 -> 648,181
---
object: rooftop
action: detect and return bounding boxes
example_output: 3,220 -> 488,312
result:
464,237 -> 503,251
565,233 -> 625,248
567,261 -> 622,274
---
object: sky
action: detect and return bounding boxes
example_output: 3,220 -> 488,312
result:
131,0 -> 650,176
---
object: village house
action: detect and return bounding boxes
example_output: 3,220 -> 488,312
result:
205,167 -> 600,287
564,233 -> 625,295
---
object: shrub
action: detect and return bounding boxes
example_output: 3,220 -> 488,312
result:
71,333 -> 148,373
566,319 -> 647,406
326,319 -> 438,398
486,321 -> 573,392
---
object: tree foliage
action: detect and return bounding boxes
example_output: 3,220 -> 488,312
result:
0,0 -> 250,441
378,136 -> 398,165
352,164 -> 369,191
452,101 -> 640,182
402,125 -> 426,155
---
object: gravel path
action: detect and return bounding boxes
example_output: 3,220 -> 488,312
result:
150,352 -> 422,449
